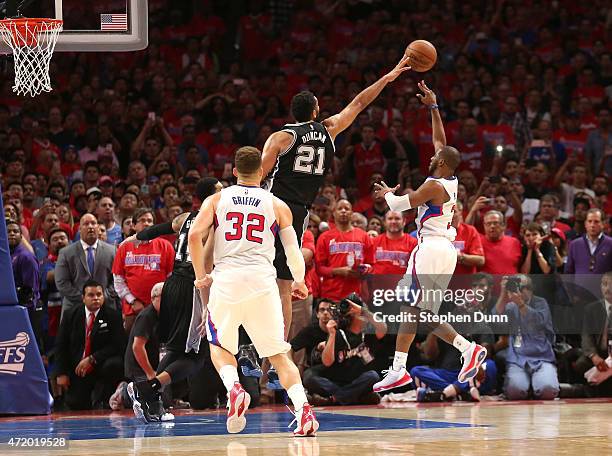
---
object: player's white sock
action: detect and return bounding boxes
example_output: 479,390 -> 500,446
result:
452,335 -> 471,353
219,365 -> 240,392
392,351 -> 408,371
287,384 -> 308,410
443,384 -> 457,398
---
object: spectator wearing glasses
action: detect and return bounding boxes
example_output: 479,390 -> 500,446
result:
479,211 -> 522,275
565,208 -> 612,274
290,299 -> 335,377
537,194 -> 571,235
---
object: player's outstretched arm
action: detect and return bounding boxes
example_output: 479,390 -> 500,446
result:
188,194 -> 220,288
416,80 -> 446,151
273,197 -> 308,299
121,212 -> 189,246
261,131 -> 294,182
322,55 -> 411,140
373,180 -> 444,213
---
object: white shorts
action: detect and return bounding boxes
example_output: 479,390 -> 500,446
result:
205,271 -> 290,357
398,237 -> 457,314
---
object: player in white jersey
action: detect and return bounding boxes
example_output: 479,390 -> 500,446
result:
187,146 -> 318,436
372,81 -> 487,393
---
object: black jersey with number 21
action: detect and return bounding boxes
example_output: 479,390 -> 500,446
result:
262,121 -> 335,206
173,211 -> 198,279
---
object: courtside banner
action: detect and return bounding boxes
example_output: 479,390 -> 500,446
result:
0,185 -> 18,305
0,185 -> 51,414
0,306 -> 52,414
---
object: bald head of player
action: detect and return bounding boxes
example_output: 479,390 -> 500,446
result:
233,146 -> 264,185
428,145 -> 461,177
291,91 -> 320,122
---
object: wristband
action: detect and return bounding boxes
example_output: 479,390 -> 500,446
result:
384,192 -> 412,212
430,104 -> 439,110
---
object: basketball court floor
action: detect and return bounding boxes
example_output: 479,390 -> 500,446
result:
1,398 -> 610,455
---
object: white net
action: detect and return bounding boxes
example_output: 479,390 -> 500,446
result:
0,18 -> 62,97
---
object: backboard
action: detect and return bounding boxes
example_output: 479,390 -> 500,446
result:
0,0 -> 148,52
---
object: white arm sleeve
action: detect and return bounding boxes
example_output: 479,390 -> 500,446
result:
385,192 -> 412,212
113,274 -> 136,303
279,226 -> 306,282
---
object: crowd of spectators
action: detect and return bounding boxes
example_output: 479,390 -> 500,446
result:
2,0 -> 612,410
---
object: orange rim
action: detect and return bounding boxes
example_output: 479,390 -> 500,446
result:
0,18 -> 63,47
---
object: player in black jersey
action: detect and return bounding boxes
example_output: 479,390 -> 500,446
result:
123,177 -> 224,423
261,54 -> 412,337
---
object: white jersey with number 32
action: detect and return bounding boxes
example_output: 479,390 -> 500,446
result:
213,185 -> 279,274
415,176 -> 458,242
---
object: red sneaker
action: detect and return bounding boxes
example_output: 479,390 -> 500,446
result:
458,342 -> 487,383
227,382 -> 251,434
292,403 -> 319,437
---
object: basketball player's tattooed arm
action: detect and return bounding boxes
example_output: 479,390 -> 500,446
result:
188,194 -> 220,289
373,179 -> 446,213
416,80 -> 446,151
171,212 -> 191,232
322,55 -> 411,140
261,131 -> 294,179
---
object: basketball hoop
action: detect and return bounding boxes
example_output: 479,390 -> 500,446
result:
0,18 -> 62,97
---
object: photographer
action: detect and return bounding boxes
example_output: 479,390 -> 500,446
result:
494,275 -> 559,400
289,299 -> 335,375
302,294 -> 387,406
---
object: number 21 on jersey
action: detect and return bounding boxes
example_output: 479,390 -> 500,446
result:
293,144 -> 325,175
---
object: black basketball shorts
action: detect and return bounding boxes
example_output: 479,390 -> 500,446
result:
273,200 -> 309,281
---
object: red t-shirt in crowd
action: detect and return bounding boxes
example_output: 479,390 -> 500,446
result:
353,142 -> 384,197
553,129 -> 588,161
454,136 -> 489,179
412,122 -> 434,176
209,142 -> 239,177
301,229 -> 320,298
370,233 -> 418,275
453,223 -> 484,275
553,220 -> 572,234
353,194 -> 373,214
112,238 -> 175,316
238,13 -> 272,61
478,234 -> 522,275
315,227 -> 373,301
480,124 -> 516,149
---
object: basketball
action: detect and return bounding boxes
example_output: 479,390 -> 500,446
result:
405,40 -> 437,72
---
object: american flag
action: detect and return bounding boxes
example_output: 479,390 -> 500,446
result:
100,14 -> 128,31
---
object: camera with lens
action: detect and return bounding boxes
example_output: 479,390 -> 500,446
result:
16,286 -> 34,307
505,276 -> 522,293
329,293 -> 364,330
